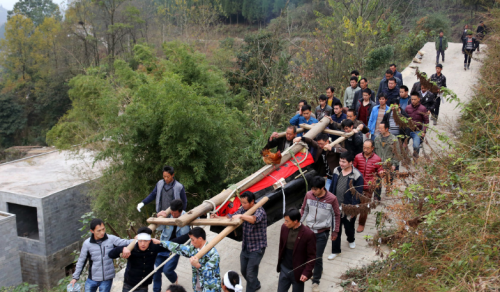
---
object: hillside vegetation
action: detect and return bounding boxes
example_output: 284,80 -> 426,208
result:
340,8 -> 500,292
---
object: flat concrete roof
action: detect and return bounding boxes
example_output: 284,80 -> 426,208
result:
0,151 -> 105,197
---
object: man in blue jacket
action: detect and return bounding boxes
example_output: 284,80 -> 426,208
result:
290,104 -> 319,137
368,94 -> 390,141
137,166 -> 187,215
328,152 -> 363,260
153,200 -> 191,292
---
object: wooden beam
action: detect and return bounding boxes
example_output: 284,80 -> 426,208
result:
147,217 -> 241,226
126,208 -> 171,251
195,197 -> 268,259
175,117 -> 331,227
299,123 -> 351,137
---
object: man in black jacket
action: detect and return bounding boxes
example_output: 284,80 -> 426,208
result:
419,84 -> 435,116
462,31 -> 478,70
351,78 -> 375,108
430,64 -> 447,125
109,227 -> 189,292
264,126 -> 297,153
339,119 -> 363,156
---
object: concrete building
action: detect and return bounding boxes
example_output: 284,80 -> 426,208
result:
0,211 -> 23,287
0,151 -> 105,289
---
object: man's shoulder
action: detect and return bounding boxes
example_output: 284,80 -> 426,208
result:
351,166 -> 363,177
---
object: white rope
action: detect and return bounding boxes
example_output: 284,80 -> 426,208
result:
129,239 -> 191,292
268,174 -> 287,215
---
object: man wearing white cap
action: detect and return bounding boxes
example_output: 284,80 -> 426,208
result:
109,227 -> 189,292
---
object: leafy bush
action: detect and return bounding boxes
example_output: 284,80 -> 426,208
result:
47,43 -> 255,232
364,45 -> 395,71
398,29 -> 429,58
416,13 -> 451,36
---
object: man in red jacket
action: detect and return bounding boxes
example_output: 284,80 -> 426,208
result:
277,208 -> 316,292
353,140 -> 383,233
405,92 -> 430,158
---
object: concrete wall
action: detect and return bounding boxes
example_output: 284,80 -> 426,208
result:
0,212 -> 23,288
0,191 -> 46,256
42,184 -> 91,255
19,241 -> 81,289
0,184 -> 91,289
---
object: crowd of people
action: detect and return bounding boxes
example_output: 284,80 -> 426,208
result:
66,24 -> 481,292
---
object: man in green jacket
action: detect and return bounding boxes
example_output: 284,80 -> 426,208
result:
435,31 -> 448,65
374,122 -> 401,173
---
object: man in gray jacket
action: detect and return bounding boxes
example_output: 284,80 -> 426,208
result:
137,166 -> 187,215
70,218 -> 132,292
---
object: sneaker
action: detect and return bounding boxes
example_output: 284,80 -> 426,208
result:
433,119 -> 437,126
328,253 -> 338,260
312,283 -> 320,292
349,242 -> 356,249
468,65 -> 470,70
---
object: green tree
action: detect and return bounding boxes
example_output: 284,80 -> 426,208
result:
47,43 -> 251,231
7,0 -> 61,27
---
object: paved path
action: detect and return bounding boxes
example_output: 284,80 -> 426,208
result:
111,42 -> 486,292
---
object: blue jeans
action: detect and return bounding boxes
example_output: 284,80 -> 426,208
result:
410,131 -> 421,153
84,279 -> 113,292
312,231 -> 329,284
152,252 -> 180,292
240,248 -> 266,292
325,178 -> 332,193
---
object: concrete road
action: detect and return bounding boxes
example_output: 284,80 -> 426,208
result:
111,42 -> 486,292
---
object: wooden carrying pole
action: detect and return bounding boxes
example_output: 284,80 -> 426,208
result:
195,197 -> 269,259
299,123 -> 350,137
126,208 -> 171,251
175,118 -> 331,227
147,217 -> 240,226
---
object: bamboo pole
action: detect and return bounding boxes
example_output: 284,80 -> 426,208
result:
126,208 -> 171,251
195,197 -> 269,259
299,123 -> 351,137
147,217 -> 241,226
175,118 -> 331,227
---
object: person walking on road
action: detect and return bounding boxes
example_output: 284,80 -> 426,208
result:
353,140 -> 384,233
476,21 -> 487,52
460,25 -> 469,42
430,64 -> 447,125
462,31 -> 479,70
435,31 -> 448,64
328,152 -> 363,259
217,192 -> 267,292
277,208 -> 316,292
71,219 -> 132,292
300,176 -> 341,292
153,200 -> 191,292
405,92 -> 429,158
